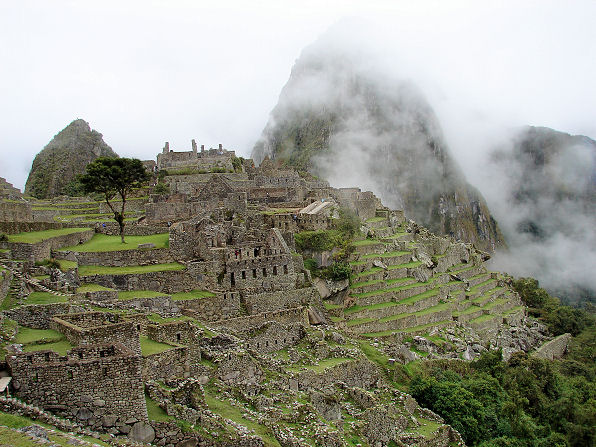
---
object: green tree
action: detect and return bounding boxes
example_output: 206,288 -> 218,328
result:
79,157 -> 149,243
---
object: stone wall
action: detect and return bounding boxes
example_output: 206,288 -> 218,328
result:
0,268 -> 11,301
0,221 -> 64,235
0,201 -> 32,223
245,321 -> 305,353
244,287 -> 319,314
3,303 -> 83,329
51,312 -> 141,355
146,320 -> 200,345
94,222 -> 169,236
180,292 -> 241,321
7,343 -> 148,429
80,269 -> 201,294
533,333 -> 572,360
212,306 -> 309,332
57,247 -> 174,267
142,346 -> 190,381
7,229 -> 94,262
112,295 -> 180,317
292,359 -> 380,391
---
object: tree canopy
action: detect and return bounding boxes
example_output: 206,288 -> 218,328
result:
79,157 -> 150,242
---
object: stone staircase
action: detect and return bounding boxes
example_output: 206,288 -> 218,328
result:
0,262 -> 73,298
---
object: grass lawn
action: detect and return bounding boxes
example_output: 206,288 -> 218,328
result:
140,335 -> 174,356
7,227 -> 90,244
23,339 -> 73,356
171,289 -> 216,301
365,217 -> 386,223
62,233 -> 169,252
145,396 -> 173,422
146,314 -> 194,324
58,260 -> 78,271
361,250 -> 410,260
352,239 -> 381,246
77,283 -> 114,292
118,290 -> 168,300
204,393 -> 281,447
78,262 -> 185,276
24,291 -> 67,305
15,327 -> 63,344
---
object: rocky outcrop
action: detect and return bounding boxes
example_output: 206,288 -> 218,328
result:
252,39 -> 504,252
25,119 -> 118,198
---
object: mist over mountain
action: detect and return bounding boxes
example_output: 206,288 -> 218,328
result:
252,38 -> 504,252
25,119 -> 118,199
485,126 -> 596,303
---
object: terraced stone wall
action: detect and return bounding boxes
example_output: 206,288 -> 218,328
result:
146,320 -> 200,345
81,270 -> 198,293
212,306 -> 309,332
180,292 -> 241,321
0,221 -> 64,235
114,295 -> 179,317
223,253 -> 296,293
0,201 -> 32,222
7,229 -> 94,262
57,247 -> 174,267
94,222 -> 169,236
2,303 -> 83,329
244,287 -> 319,314
533,333 -> 572,360
7,343 -> 147,429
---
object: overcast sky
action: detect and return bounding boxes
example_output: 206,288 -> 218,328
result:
1,0 -> 595,190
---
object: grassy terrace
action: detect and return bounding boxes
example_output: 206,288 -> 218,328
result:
352,266 -> 382,279
78,262 -> 185,276
204,392 -> 281,447
352,239 -> 382,247
378,301 -> 451,324
23,291 -> 67,305
63,233 -> 169,252
469,314 -> 496,324
361,250 -> 410,260
171,289 -> 216,301
365,217 -> 387,223
15,327 -> 63,344
290,357 -> 353,373
77,283 -> 114,293
118,290 -> 168,300
350,278 -> 436,300
363,320 -> 453,338
345,287 -> 440,315
23,339 -> 73,356
472,287 -> 504,304
7,227 -> 89,244
146,396 -> 173,422
140,335 -> 174,356
388,260 -> 422,269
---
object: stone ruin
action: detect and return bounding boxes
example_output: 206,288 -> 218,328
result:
0,141 -> 558,446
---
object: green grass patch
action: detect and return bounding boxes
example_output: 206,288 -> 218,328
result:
204,393 -> 281,447
15,327 -> 63,344
146,396 -> 173,422
350,279 -> 382,289
303,357 -> 352,372
146,314 -> 194,323
353,267 -> 382,279
469,314 -> 495,324
23,339 -> 73,356
346,317 -> 376,327
78,262 -> 185,276
118,290 -> 168,300
62,233 -> 169,252
388,260 -> 422,269
352,239 -> 381,246
24,291 -> 67,305
365,217 -> 386,223
361,250 -> 410,260
140,335 -> 174,356
58,260 -> 78,271
170,289 -> 216,301
7,228 -> 90,244
323,301 -> 342,310
77,283 -> 114,293
411,418 -> 442,437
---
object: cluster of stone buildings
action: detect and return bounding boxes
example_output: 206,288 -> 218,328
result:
0,142 -> 550,446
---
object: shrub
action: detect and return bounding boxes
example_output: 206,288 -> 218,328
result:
0,233 -> 7,242
153,182 -> 170,195
325,261 -> 351,281
35,258 -> 60,269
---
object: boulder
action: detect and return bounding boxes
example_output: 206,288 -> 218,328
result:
129,421 -> 156,444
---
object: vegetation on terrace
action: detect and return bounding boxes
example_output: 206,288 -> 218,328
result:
6,227 -> 89,244
78,262 -> 185,276
62,233 -> 169,252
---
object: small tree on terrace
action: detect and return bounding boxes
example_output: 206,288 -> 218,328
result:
79,157 -> 150,243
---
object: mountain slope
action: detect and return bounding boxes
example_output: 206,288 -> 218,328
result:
25,119 -> 118,199
252,42 -> 504,252
487,126 -> 596,302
